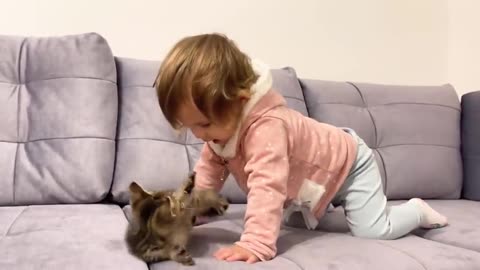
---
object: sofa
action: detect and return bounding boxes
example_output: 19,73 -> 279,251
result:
0,32 -> 479,270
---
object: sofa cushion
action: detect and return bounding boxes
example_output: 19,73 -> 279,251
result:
301,80 -> 462,200
123,204 -> 480,270
312,199 -> 480,254
411,200 -> 480,253
461,91 -> 480,200
0,204 -> 147,270
111,58 -> 308,204
0,32 -> 117,205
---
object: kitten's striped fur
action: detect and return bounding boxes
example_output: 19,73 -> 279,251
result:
125,172 -> 229,265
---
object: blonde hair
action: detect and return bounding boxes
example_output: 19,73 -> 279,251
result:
154,33 -> 258,129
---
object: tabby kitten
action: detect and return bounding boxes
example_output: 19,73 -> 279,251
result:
125,172 -> 229,265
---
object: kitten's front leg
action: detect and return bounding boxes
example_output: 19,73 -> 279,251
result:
141,246 -> 169,263
170,245 -> 194,266
193,190 -> 229,217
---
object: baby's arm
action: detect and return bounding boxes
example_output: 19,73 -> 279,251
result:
235,117 -> 289,261
194,143 -> 228,192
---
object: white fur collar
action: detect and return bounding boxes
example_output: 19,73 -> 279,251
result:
208,59 -> 272,158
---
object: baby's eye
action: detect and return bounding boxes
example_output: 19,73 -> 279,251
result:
200,123 -> 211,128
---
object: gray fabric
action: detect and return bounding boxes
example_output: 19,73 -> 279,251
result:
461,91 -> 480,200
271,67 -> 308,116
111,58 -> 307,204
301,80 -> 462,200
0,33 -> 117,205
0,204 -> 147,270
293,199 -> 480,254
411,199 -> 480,252
123,203 -> 480,270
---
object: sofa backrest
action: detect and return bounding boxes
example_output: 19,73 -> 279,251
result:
461,91 -> 480,200
111,57 -> 307,204
301,80 -> 462,200
0,33 -> 118,205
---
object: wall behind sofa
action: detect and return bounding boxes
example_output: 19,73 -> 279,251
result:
0,0 -> 477,96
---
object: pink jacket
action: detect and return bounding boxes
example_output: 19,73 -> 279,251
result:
194,60 -> 357,261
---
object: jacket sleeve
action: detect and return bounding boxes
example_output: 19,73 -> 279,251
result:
193,143 -> 228,192
235,117 -> 289,261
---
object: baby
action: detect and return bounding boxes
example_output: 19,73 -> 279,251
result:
153,33 -> 448,263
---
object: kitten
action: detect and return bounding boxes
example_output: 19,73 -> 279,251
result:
125,172 -> 229,265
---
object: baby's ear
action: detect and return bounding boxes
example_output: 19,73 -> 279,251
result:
236,89 -> 252,100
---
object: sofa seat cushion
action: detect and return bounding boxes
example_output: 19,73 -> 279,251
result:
411,200 -> 480,253
299,199 -> 480,254
0,204 -> 146,270
124,204 -> 480,269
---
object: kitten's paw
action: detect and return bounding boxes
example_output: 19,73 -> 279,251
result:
179,255 -> 194,266
205,196 -> 229,216
172,246 -> 195,266
215,197 -> 229,215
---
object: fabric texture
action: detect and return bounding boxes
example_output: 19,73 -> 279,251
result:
0,204 -> 147,270
461,91 -> 480,200
301,80 -> 462,200
111,57 -> 308,205
194,63 -> 357,261
0,32 -> 117,205
1,32 -> 477,270
124,204 -> 480,270
412,199 -> 480,252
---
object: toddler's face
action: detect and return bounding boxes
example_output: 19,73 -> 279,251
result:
176,101 -> 238,146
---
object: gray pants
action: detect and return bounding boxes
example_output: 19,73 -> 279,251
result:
285,129 -> 423,239
331,128 -> 423,239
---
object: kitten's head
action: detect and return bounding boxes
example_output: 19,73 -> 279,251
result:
128,173 -> 196,225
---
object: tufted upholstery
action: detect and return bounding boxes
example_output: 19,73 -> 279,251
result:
0,33 -> 118,205
2,32 -> 480,270
301,80 -> 462,200
111,57 -> 308,204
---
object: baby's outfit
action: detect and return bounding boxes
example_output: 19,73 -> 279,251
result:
193,59 -> 424,261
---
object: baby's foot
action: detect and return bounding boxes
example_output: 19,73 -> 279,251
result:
409,198 -> 448,229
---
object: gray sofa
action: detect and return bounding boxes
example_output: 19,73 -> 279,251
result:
1,32 -> 479,270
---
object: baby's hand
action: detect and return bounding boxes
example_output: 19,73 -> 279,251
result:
214,244 -> 259,263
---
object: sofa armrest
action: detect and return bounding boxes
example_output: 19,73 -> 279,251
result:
461,90 -> 480,200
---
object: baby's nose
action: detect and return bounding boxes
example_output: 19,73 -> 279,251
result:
192,129 -> 209,142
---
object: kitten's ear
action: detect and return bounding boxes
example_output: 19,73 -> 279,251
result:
129,182 -> 149,201
185,172 -> 196,194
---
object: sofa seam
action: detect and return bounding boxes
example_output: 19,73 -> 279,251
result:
309,102 -> 461,112
4,207 -> 28,237
12,38 -> 26,205
297,80 -> 311,116
184,145 -> 192,172
347,82 -> 378,147
1,137 -> 204,146
1,136 -> 115,144
376,241 -> 427,270
117,137 -> 203,146
106,75 -> 120,200
379,143 -> 459,150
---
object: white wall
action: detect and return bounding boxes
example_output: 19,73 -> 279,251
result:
1,0 -> 476,96
447,0 -> 480,96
